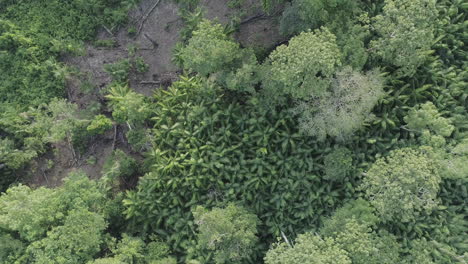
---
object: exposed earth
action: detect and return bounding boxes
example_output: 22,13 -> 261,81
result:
27,0 -> 286,187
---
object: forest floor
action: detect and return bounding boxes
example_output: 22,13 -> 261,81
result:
27,0 -> 285,187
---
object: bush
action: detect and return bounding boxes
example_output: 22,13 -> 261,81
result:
105,84 -> 151,126
101,149 -> 139,193
87,115 -> 113,135
0,20 -> 65,107
178,20 -> 252,76
104,59 -> 132,84
323,147 -> 353,181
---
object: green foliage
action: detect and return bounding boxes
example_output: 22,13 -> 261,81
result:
0,234 -> 25,263
0,20 -> 65,107
362,147 -> 441,223
26,208 -> 107,264
323,147 -> 353,181
264,233 -> 351,264
262,28 -> 341,103
101,149 -> 138,193
370,0 -> 438,77
221,57 -> 259,94
291,67 -> 384,140
404,102 -> 454,147
320,199 -> 379,236
0,138 -> 38,170
0,0 -> 131,41
441,139 -> 468,180
123,76 -> 362,260
191,204 -> 258,263
0,171 -> 178,263
106,84 -> 151,126
261,0 -> 285,12
91,234 -> 175,264
126,128 -> 151,152
95,39 -> 118,48
110,234 -> 146,263
331,220 -> 401,264
47,98 -> 83,143
0,185 -> 62,241
0,171 -> 105,245
104,59 -> 132,83
1,1 -> 467,263
178,20 -> 251,76
320,200 -> 401,264
279,0 -> 369,69
135,57 -> 149,73
87,115 -> 114,135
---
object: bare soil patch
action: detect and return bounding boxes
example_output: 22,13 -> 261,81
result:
28,0 -> 285,187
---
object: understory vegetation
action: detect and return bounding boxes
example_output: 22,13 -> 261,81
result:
1,0 -> 467,263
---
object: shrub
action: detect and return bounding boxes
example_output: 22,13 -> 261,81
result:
323,147 -> 353,181
178,20 -> 252,76
135,56 -> 149,73
101,149 -> 138,193
104,59 -> 132,84
87,115 -> 113,135
0,20 -> 65,107
105,84 -> 151,127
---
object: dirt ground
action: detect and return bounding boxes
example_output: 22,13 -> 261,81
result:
28,0 -> 286,187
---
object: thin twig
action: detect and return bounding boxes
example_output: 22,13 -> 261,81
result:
41,169 -> 49,185
281,231 -> 292,248
144,33 -> 159,48
137,0 -> 162,35
240,8 -> 284,26
240,13 -> 266,25
140,80 -> 161,84
102,25 -> 114,36
112,125 -> 117,151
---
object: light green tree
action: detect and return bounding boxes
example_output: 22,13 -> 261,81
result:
404,102 -> 454,147
192,204 -> 258,264
279,0 -> 370,69
361,147 -> 441,222
370,0 -> 438,76
26,208 -> 107,264
262,27 -> 341,104
264,233 -> 351,264
0,185 -> 63,241
179,20 -> 248,76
